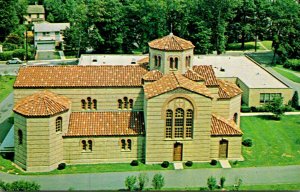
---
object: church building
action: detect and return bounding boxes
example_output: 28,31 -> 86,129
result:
13,34 -> 243,172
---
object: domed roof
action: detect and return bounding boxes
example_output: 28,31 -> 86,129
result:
148,33 -> 195,51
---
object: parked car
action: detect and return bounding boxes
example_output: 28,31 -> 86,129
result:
6,58 -> 23,64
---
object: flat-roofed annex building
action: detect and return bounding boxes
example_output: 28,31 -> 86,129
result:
13,33 -> 243,172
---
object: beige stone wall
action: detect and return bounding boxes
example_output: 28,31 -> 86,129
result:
144,88 -> 212,163
149,48 -> 194,74
14,114 -> 27,170
63,136 -> 144,164
236,79 -> 250,105
210,136 -> 242,160
14,88 -> 144,112
248,88 -> 293,107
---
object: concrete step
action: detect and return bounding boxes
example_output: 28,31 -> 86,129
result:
173,162 -> 184,170
219,160 -> 231,168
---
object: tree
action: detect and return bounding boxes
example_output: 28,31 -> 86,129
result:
220,176 -> 226,189
152,173 -> 165,190
0,0 -> 19,42
125,175 -> 137,191
291,91 -> 299,110
138,173 -> 149,190
264,96 -> 285,120
207,176 -> 217,191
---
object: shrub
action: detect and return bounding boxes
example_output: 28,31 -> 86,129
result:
295,138 -> 300,145
210,159 -> 217,166
250,106 -> 257,112
220,176 -> 226,189
207,176 -> 217,190
12,49 -> 26,60
0,51 -> 13,61
185,161 -> 193,167
138,173 -> 149,190
152,173 -> 165,190
282,105 -> 295,112
291,91 -> 299,110
241,105 -> 251,112
0,180 -> 40,191
283,62 -> 290,69
125,175 -> 137,191
242,138 -> 253,147
57,163 -> 66,170
161,161 -> 169,168
130,160 -> 139,166
288,59 -> 300,71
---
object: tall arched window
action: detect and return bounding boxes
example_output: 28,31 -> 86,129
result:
81,99 -> 86,109
186,109 -> 193,138
158,56 -> 161,67
82,140 -> 87,151
186,56 -> 191,68
174,108 -> 184,138
118,99 -> 123,109
88,140 -> 93,151
18,129 -> 23,145
169,57 -> 174,69
56,117 -> 62,132
87,97 -> 92,109
175,58 -> 179,69
129,99 -> 133,109
92,99 -> 97,110
121,139 -> 126,150
154,55 -> 158,66
127,139 -> 132,150
165,110 -> 173,138
124,97 -> 128,109
233,113 -> 238,124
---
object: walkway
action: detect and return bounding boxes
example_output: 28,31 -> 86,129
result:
0,165 -> 299,190
241,111 -> 300,116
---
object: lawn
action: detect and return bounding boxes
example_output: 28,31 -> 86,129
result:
260,40 -> 273,50
232,115 -> 300,167
273,66 -> 300,83
227,41 -> 263,51
246,51 -> 276,65
0,76 -> 15,103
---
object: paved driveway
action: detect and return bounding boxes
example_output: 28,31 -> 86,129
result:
0,165 -> 300,190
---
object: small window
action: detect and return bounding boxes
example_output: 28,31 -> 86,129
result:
154,55 -> 158,66
56,117 -> 62,132
127,139 -> 132,150
175,58 -> 179,69
87,97 -> 92,109
118,99 -> 123,109
158,56 -> 161,67
233,113 -> 238,123
81,99 -> 86,109
82,140 -> 87,151
93,99 -> 97,110
170,57 -> 174,69
166,110 -> 173,138
88,140 -> 93,151
18,129 -> 23,145
124,97 -> 128,109
121,139 -> 126,150
129,99 -> 133,109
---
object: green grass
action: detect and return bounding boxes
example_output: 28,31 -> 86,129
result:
273,66 -> 300,83
247,51 -> 277,65
226,41 -> 264,51
183,162 -> 221,169
0,76 -> 16,103
65,55 -> 76,59
0,155 -> 23,175
233,115 -> 300,167
260,40 -> 273,50
36,51 -> 61,60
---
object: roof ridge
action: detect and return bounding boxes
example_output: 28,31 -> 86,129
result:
173,73 -> 181,87
212,113 -> 243,134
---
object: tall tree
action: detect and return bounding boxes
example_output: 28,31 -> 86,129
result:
0,0 -> 19,42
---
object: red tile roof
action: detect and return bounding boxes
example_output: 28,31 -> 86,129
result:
148,33 -> 195,51
13,90 -> 70,117
218,79 -> 243,99
14,65 -> 148,88
65,111 -> 145,136
143,70 -> 163,81
183,69 -> 205,82
211,114 -> 243,136
144,72 -> 212,99
192,65 -> 219,86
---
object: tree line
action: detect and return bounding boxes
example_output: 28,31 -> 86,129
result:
0,0 -> 299,62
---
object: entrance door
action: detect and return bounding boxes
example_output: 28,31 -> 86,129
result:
219,140 -> 228,158
173,143 -> 183,161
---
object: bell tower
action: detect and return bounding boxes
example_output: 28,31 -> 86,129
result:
148,33 -> 195,74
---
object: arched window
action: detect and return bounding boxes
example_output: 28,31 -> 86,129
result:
82,140 -> 87,151
175,58 -> 179,69
87,97 -> 92,109
127,139 -> 132,150
154,55 -> 158,66
233,113 -> 238,123
124,97 -> 128,109
174,108 -> 184,138
129,99 -> 133,109
186,109 -> 193,138
121,139 -> 126,150
92,99 -> 97,110
56,117 -> 62,132
169,57 -> 174,69
158,56 -> 161,67
88,140 -> 93,151
165,110 -> 173,138
81,99 -> 86,109
18,129 -> 23,145
186,56 -> 191,68
118,99 -> 123,109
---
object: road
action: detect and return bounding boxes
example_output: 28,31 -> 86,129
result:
0,165 -> 300,190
